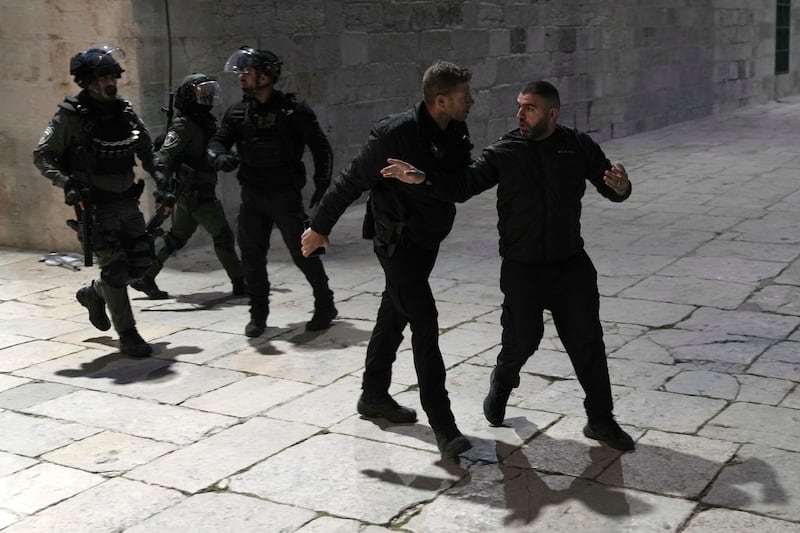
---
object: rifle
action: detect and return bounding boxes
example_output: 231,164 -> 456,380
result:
66,186 -> 94,267
145,163 -> 195,238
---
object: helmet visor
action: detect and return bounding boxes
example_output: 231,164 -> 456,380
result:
223,49 -> 257,74
192,80 -> 222,106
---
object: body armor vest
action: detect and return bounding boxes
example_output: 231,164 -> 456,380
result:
61,96 -> 139,175
238,94 -> 295,168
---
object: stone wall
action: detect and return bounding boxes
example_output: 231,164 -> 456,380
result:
2,0 -> 798,251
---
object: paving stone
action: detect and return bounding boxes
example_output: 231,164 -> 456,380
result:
1,477 -> 182,533
504,417 -> 636,479
0,451 -> 36,478
735,374 -> 796,405
613,389 -> 727,433
700,403 -> 800,452
694,240 -> 800,263
609,336 -> 674,364
0,333 -> 30,350
127,417 -> 319,493
42,430 -> 176,474
26,390 -> 236,446
404,463 -> 696,532
0,462 -> 103,514
748,341 -> 800,381
438,320 -> 501,357
664,370 -> 740,399
600,430 -> 738,498
0,340 -> 83,372
600,297 -> 694,327
229,432 -> 464,524
607,359 -> 679,389
646,328 -> 773,366
181,375 -> 316,417
516,379 -> 636,420
126,492 -> 317,533
780,385 -> 800,409
297,516 -> 394,532
209,344 -> 366,387
682,508 -> 800,533
0,410 -> 100,457
747,284 -> 800,316
0,381 -> 76,410
17,352 -> 245,404
148,328 -> 255,364
775,258 -> 800,285
0,374 -> 28,394
267,374 -> 364,427
658,256 -> 786,283
703,444 -> 800,521
677,307 -> 800,340
619,275 -> 754,309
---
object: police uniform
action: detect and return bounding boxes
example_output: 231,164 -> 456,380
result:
33,89 -> 155,354
208,89 -> 334,329
144,110 -> 244,291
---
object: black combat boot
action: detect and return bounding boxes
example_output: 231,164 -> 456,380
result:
76,283 -> 111,331
357,393 -> 417,423
483,368 -> 512,426
231,277 -> 246,296
583,416 -> 635,451
245,305 -> 268,337
434,425 -> 472,458
118,327 -> 153,358
130,276 -> 169,300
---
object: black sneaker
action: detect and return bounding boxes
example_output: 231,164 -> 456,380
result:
435,426 -> 472,458
357,394 -> 418,423
231,277 -> 246,296
483,369 -> 512,426
119,327 -> 152,358
583,417 -> 635,451
76,285 -> 111,331
306,305 -> 337,331
130,277 -> 169,299
244,319 -> 266,338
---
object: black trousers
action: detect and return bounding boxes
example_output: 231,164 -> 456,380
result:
363,241 -> 455,432
495,251 -> 614,420
237,186 -> 332,313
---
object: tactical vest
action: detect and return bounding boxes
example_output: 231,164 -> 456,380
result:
60,96 -> 141,175
238,93 -> 297,168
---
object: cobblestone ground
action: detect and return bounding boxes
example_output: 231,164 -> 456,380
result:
1,96 -> 799,532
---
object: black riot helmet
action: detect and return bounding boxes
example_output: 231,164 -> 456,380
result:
69,44 -> 125,88
223,46 -> 282,82
174,73 -> 221,112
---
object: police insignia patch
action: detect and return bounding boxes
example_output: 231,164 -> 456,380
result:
38,126 -> 53,146
163,130 -> 180,148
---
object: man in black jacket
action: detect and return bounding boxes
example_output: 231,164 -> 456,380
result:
381,81 -> 636,451
208,47 -> 336,336
301,61 -> 474,458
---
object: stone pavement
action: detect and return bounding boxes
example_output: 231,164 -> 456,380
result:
1,96 -> 800,532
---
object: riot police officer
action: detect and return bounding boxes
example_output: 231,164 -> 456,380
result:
131,73 -> 245,299
207,46 -> 336,337
33,44 -> 156,357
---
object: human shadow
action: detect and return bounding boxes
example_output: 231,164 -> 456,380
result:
361,418 -> 789,528
54,340 -> 202,384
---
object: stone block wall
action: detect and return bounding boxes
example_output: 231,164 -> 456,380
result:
2,0 -> 798,251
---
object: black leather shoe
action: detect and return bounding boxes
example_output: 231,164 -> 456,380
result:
245,320 -> 266,338
130,277 -> 169,300
583,417 -> 635,451
435,426 -> 472,458
306,305 -> 337,331
119,327 -> 152,358
76,285 -> 111,331
483,369 -> 512,426
357,394 -> 417,423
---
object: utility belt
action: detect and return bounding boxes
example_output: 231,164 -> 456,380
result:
91,181 -> 145,204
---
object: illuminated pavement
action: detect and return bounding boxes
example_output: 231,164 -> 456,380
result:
1,96 -> 799,532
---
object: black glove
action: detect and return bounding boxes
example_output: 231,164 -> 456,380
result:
153,188 -> 176,208
309,178 -> 330,209
214,154 -> 240,172
63,179 -> 83,206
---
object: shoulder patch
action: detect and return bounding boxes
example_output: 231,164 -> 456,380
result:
37,125 -> 54,146
162,130 -> 180,149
